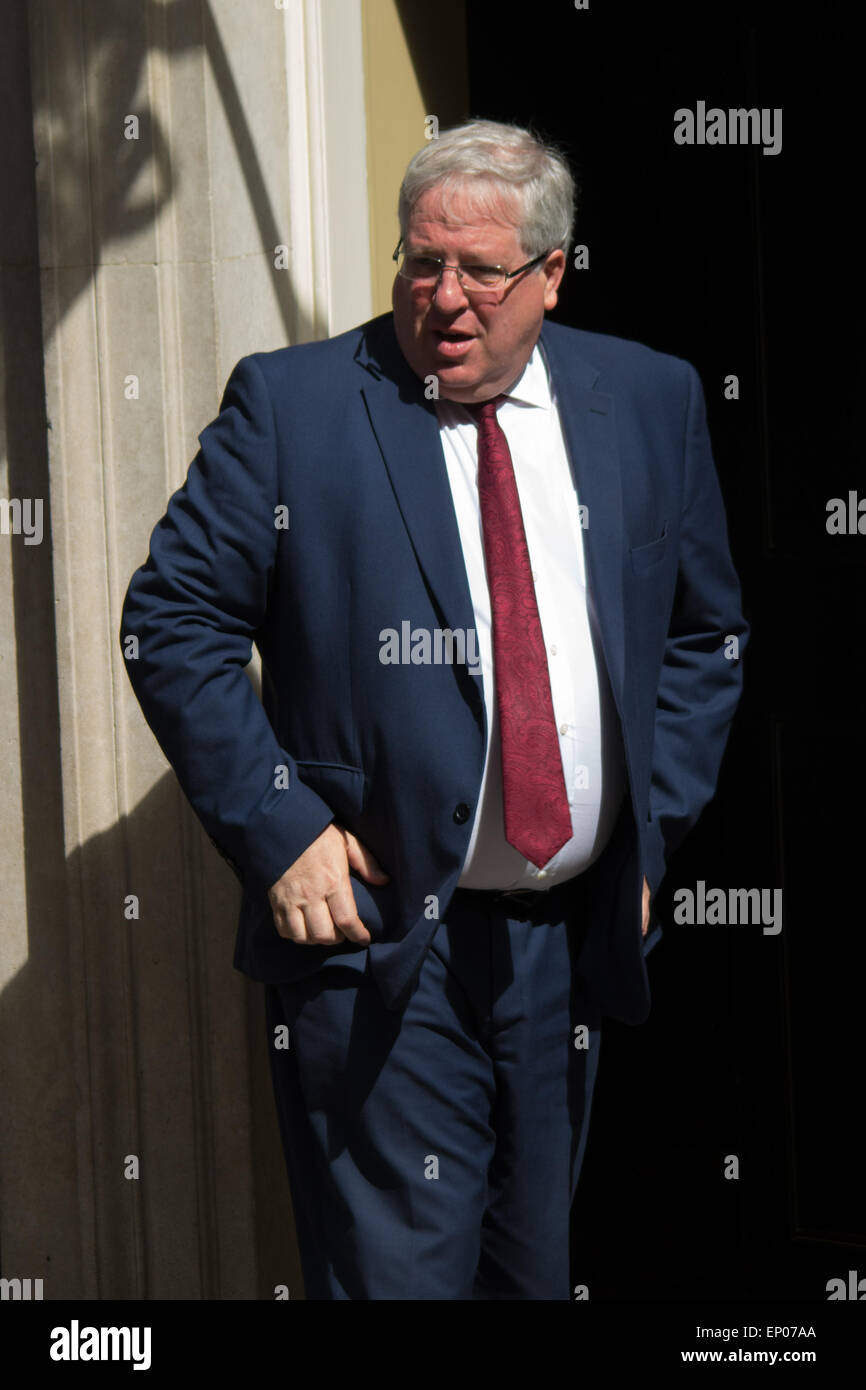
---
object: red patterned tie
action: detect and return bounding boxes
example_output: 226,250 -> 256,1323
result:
470,395 -> 572,868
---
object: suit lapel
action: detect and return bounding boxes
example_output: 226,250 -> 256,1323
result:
357,315 -> 626,705
358,320 -> 479,642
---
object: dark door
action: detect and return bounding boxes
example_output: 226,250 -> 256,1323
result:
466,0 -> 865,1299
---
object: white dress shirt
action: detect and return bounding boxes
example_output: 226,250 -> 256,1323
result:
436,340 -> 626,890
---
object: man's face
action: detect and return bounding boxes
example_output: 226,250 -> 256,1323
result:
391,184 -> 565,404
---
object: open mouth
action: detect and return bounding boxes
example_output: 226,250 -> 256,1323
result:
432,328 -> 476,357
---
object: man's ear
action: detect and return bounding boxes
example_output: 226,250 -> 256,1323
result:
542,249 -> 566,311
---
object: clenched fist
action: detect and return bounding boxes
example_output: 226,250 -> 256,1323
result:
267,823 -> 389,946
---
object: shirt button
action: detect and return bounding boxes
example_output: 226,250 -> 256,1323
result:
550,644 -> 557,655
453,803 -> 471,824
559,722 -> 568,735
537,869 -> 548,879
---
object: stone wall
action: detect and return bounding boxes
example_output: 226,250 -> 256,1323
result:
1,0 -> 374,1301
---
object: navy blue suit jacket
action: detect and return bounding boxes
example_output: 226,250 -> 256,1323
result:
120,311 -> 748,1022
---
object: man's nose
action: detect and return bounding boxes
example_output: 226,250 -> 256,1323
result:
431,266 -> 470,311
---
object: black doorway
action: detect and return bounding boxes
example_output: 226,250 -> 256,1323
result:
466,0 -> 865,1300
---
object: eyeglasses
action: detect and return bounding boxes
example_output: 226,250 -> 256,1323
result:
392,238 -> 552,301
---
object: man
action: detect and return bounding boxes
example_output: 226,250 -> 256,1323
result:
120,119 -> 748,1300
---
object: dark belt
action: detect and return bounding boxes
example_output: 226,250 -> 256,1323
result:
451,875 -> 584,921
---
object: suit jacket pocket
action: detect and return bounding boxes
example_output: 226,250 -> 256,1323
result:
348,874 -> 400,944
293,759 -> 366,820
629,523 -> 669,573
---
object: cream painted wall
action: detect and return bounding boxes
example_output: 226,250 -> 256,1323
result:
361,0 -> 469,316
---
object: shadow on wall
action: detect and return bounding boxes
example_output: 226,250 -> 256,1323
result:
1,0 -> 309,1296
0,769 -> 300,1298
394,0 -> 469,130
33,0 -> 305,348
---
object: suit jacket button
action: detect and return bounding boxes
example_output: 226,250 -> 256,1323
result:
453,802 -> 471,824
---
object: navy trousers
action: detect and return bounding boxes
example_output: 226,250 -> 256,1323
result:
264,878 -> 603,1300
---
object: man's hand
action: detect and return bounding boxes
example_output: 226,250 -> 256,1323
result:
267,823 -> 389,945
642,875 -> 651,937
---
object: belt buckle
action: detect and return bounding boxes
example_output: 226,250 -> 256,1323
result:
497,886 -> 539,906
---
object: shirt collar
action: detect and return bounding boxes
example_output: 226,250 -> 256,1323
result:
435,337 -> 553,418
498,338 -> 552,409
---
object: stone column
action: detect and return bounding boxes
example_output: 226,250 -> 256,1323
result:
1,0 -> 370,1300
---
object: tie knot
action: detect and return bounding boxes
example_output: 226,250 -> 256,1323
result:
469,394 -> 506,423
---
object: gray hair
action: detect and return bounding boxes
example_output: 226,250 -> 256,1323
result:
397,119 -> 577,260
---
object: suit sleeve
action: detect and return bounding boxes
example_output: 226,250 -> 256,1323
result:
643,361 -> 749,896
119,354 -> 335,891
